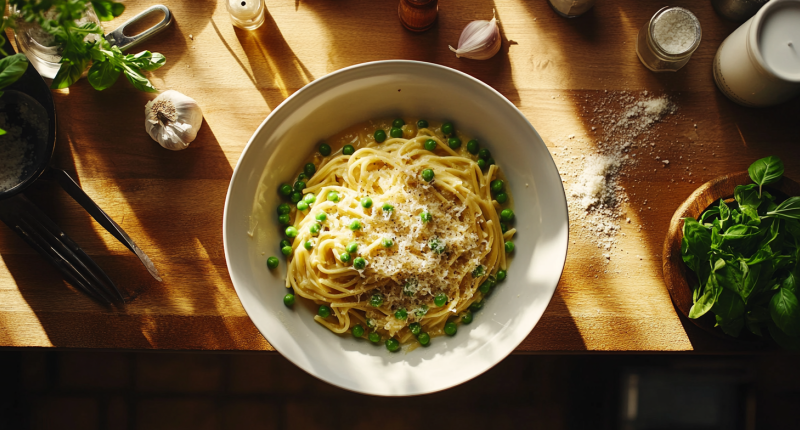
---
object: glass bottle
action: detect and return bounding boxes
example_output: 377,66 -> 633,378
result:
226,0 -> 266,30
636,7 -> 702,72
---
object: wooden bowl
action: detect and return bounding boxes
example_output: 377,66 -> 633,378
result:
662,172 -> 800,340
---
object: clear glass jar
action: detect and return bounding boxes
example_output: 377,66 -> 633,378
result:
226,0 -> 266,30
636,7 -> 702,72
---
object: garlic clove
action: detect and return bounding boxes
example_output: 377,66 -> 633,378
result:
144,90 -> 204,151
449,11 -> 502,60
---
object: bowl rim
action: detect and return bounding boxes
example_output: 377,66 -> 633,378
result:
223,59 -> 570,395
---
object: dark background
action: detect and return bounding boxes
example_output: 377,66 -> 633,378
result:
0,351 -> 798,430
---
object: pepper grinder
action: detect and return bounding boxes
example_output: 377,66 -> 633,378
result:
398,0 -> 438,32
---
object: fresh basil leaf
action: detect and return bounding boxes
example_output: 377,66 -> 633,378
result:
689,260 -> 724,319
92,1 -> 125,21
0,53 -> 29,89
681,218 -> 712,274
768,321 -> 800,350
122,64 -> 157,92
742,206 -> 761,226
783,272 -> 798,296
746,307 -> 769,336
719,200 -> 731,231
126,51 -> 166,72
770,287 -> 800,336
87,59 -> 120,91
741,263 -> 764,302
700,206 -> 721,224
720,224 -> 760,253
767,197 -> 800,221
748,156 -> 784,196
713,289 -> 745,337
51,57 -> 89,89
734,184 -> 762,209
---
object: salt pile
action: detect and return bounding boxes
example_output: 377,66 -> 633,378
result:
558,92 -> 676,259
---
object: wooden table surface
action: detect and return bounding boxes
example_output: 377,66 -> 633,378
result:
1,0 -> 798,352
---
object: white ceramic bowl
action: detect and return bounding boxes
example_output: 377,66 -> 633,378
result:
223,61 -> 568,396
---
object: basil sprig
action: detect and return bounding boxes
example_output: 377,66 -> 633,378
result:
11,0 -> 165,92
682,156 -> 800,349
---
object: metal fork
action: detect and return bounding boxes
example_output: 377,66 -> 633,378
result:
0,193 -> 124,305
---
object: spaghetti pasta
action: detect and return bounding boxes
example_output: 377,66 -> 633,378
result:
281,119 -> 514,347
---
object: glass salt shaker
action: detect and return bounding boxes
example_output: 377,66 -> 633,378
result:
226,0 -> 266,30
636,7 -> 702,72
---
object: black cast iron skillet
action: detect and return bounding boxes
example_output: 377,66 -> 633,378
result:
0,39 -> 161,305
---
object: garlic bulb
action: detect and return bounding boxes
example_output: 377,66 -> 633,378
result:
449,11 -> 502,60
144,90 -> 204,151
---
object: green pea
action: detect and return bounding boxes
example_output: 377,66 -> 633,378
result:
496,193 -> 508,204
422,169 -> 434,182
461,310 -> 474,324
280,239 -> 291,249
282,246 -> 292,256
478,148 -> 491,160
382,203 -> 394,212
390,127 -> 403,138
278,214 -> 291,225
490,180 -> 504,194
304,163 -> 316,177
370,294 -> 383,307
283,293 -> 295,307
340,252 -> 351,263
290,192 -> 303,203
441,122 -> 454,136
267,257 -> 279,269
304,240 -> 313,250
343,144 -> 355,155
394,308 -> 407,320
472,265 -> 484,278
309,223 -> 320,235
496,269 -> 507,282
500,222 -> 508,234
316,212 -> 327,222
479,280 -> 492,294
448,137 -> 462,149
505,241 -> 515,253
369,332 -> 381,343
374,129 -> 387,143
352,324 -> 364,338
327,191 -> 340,202
420,211 -> 432,223
346,242 -> 358,253
279,183 -> 292,196
318,305 -> 331,318
296,201 -> 308,211
285,226 -> 298,238
319,143 -> 332,156
385,338 -> 400,352
409,322 -> 421,335
361,196 -> 373,208
434,293 -> 447,307
470,300 -> 484,312
417,119 -> 428,128
392,118 -> 405,128
467,139 -> 479,154
500,209 -> 515,222
304,193 -> 316,204
277,203 -> 291,215
353,257 -> 366,270
444,321 -> 457,336
418,332 -> 430,346
350,220 -> 362,231
487,158 -> 495,167
381,238 -> 393,248
297,173 -> 308,181
424,139 -> 437,151
293,180 -> 306,192
477,159 -> 486,169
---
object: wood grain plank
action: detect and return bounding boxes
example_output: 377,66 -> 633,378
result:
1,0 -> 798,352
